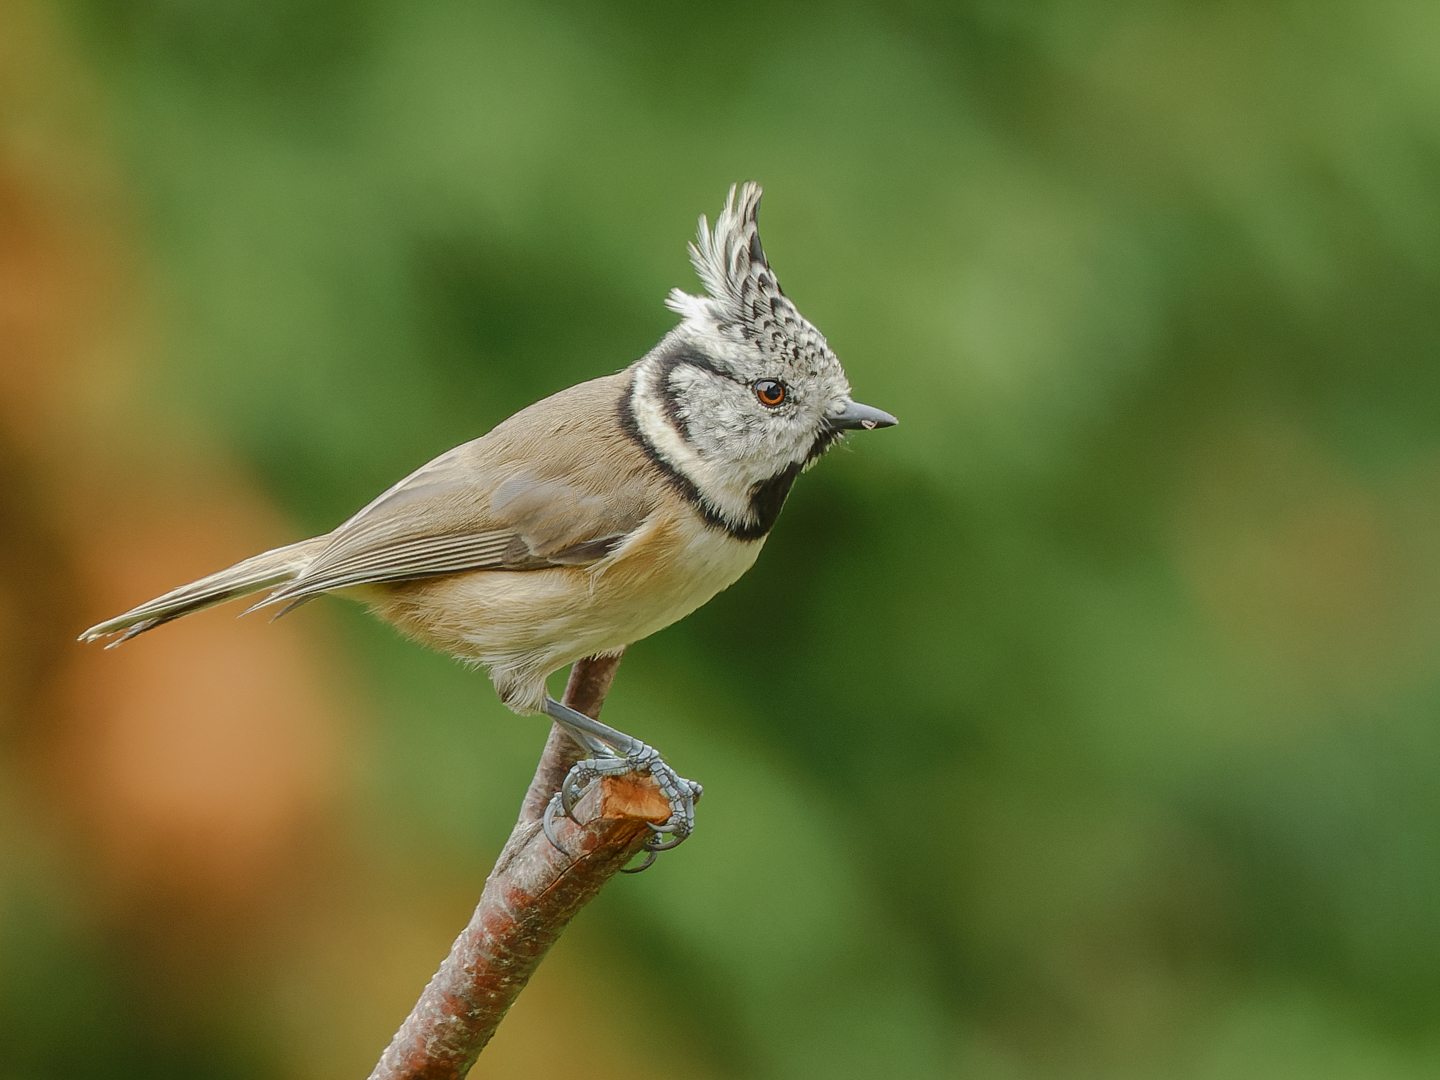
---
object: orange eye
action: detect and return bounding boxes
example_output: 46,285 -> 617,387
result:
754,380 -> 787,407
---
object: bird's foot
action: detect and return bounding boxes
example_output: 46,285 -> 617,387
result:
541,744 -> 702,873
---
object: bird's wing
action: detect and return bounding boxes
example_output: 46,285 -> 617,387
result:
255,374 -> 661,609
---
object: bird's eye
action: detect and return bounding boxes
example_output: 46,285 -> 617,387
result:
754,380 -> 787,408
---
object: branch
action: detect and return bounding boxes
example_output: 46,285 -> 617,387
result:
368,650 -> 665,1080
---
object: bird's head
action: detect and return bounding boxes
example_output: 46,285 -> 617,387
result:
626,183 -> 895,540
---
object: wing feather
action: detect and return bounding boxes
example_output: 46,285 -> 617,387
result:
258,530 -> 519,603
253,372 -> 663,612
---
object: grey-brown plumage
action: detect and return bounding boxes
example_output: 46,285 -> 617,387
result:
80,182 -> 895,849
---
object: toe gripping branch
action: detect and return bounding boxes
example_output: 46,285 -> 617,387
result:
540,696 -> 702,873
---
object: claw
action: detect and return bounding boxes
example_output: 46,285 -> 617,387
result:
619,848 -> 659,874
541,792 -> 569,854
561,767 -> 588,816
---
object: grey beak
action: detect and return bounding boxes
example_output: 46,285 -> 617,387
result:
828,399 -> 898,431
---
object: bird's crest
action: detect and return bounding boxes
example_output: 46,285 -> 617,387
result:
666,183 -> 811,356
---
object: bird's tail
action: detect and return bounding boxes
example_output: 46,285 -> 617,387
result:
79,535 -> 330,647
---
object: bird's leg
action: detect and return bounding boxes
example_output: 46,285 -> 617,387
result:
540,695 -> 702,866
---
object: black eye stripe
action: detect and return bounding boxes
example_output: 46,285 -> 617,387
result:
655,347 -> 794,410
663,348 -> 748,387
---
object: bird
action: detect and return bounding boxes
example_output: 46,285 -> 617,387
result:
80,182 -> 896,860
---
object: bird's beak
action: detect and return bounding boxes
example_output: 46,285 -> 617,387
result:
828,399 -> 898,431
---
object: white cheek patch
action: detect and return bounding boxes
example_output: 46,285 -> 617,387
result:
631,360 -> 759,527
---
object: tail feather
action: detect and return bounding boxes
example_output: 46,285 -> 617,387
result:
79,535 -> 329,647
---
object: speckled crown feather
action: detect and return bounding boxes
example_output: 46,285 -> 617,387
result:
665,183 -> 832,373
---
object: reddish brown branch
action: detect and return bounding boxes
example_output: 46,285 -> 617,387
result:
369,650 -> 663,1080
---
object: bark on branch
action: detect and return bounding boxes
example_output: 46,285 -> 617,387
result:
369,650 -> 663,1080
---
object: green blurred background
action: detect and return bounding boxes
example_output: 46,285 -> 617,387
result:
4,0 -> 1440,1076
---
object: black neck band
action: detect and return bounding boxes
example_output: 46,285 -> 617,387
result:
618,385 -> 797,543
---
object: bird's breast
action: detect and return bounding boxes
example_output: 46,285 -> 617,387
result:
589,504 -> 764,637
